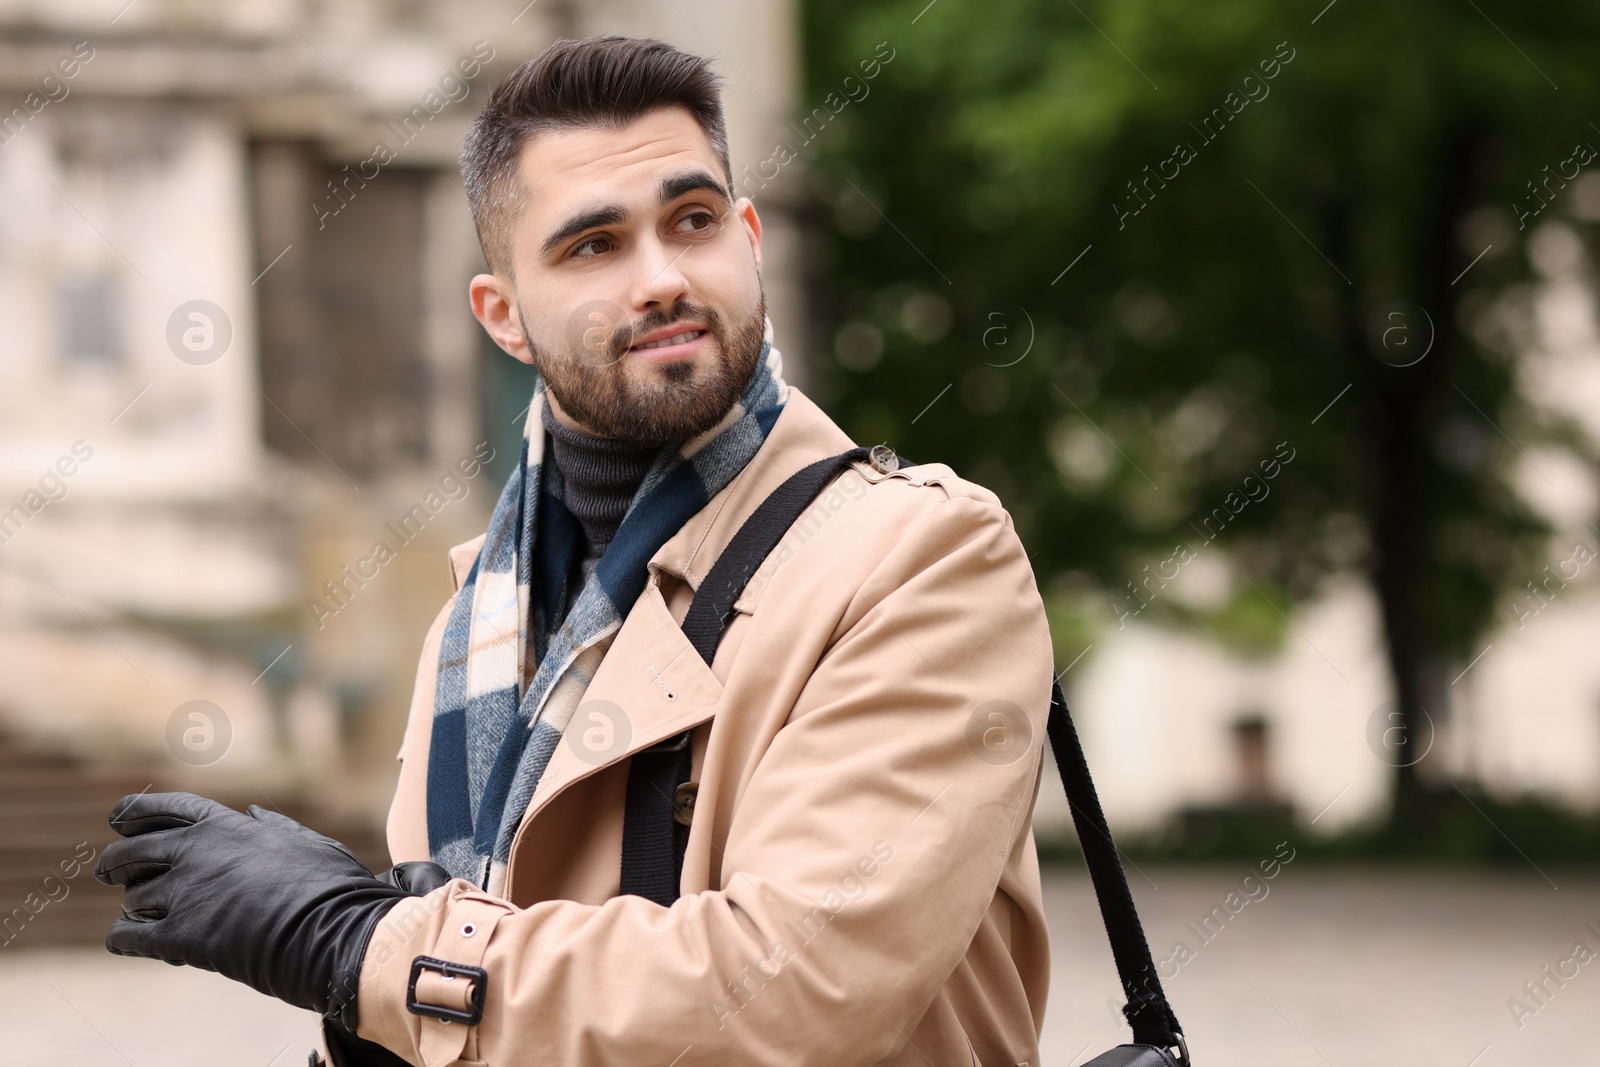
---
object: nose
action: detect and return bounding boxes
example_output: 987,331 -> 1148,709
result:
627,232 -> 691,318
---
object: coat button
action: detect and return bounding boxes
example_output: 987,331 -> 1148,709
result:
868,444 -> 899,474
672,781 -> 699,827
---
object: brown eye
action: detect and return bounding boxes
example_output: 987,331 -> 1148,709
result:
676,211 -> 717,234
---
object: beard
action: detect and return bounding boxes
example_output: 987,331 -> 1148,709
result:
520,289 -> 766,447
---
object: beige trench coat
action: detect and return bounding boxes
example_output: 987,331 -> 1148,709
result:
347,386 -> 1057,1066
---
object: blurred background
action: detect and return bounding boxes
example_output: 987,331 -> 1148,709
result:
2,0 -> 1598,1063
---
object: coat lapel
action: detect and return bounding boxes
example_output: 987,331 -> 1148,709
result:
488,389 -> 859,842
513,572 -> 723,827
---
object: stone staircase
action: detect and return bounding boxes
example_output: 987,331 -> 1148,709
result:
0,731 -> 387,949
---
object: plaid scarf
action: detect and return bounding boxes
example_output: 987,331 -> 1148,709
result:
427,316 -> 789,894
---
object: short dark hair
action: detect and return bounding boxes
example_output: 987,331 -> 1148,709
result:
460,35 -> 731,277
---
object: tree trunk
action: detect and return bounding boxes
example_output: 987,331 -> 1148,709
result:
1330,123 -> 1486,842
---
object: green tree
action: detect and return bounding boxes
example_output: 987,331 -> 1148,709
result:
798,0 -> 1600,835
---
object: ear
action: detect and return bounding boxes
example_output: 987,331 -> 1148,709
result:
470,273 -> 534,364
735,196 -> 763,275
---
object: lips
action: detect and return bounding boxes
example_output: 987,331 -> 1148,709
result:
630,328 -> 706,351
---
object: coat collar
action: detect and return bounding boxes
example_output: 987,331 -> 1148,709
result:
445,385 -> 859,602
436,385 -> 916,893
451,387 -> 862,891
646,386 -> 859,595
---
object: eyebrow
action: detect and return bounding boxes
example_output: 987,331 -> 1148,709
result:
538,169 -> 732,258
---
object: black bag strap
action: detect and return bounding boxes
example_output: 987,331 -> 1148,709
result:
620,446 -> 1186,1056
619,447 -> 872,905
618,727 -> 693,906
1047,677 -> 1185,1051
680,446 -> 876,664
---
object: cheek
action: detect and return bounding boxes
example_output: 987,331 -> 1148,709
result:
699,247 -> 763,318
529,283 -> 621,351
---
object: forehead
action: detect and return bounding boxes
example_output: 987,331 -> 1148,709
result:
517,106 -> 723,222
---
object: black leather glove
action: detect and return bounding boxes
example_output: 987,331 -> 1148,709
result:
318,863 -> 455,1064
329,861 -> 454,1067
93,792 -> 447,1033
375,860 -> 454,896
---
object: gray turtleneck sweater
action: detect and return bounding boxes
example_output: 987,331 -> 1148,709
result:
540,393 -> 663,614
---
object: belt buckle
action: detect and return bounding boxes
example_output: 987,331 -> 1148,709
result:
405,955 -> 488,1025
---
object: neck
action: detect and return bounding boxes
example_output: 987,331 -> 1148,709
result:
540,393 -> 665,558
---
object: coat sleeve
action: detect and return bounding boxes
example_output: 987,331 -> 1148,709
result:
351,491 -> 1056,1067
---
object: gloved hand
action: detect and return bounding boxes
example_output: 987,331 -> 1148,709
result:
375,860 -> 454,896
93,792 -> 448,1032
330,861 -> 453,1066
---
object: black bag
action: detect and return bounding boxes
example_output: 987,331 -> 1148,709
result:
622,445 -> 1191,1067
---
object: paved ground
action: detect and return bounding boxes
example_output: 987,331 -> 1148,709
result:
3,866 -> 1595,1065
1040,864 -> 1598,1067
0,945 -> 320,1065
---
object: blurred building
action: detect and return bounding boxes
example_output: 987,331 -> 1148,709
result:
0,0 -> 808,833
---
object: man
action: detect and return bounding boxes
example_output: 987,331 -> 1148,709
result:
95,35 -> 1056,1067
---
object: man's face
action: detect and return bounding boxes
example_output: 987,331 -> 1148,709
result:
470,105 -> 767,445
